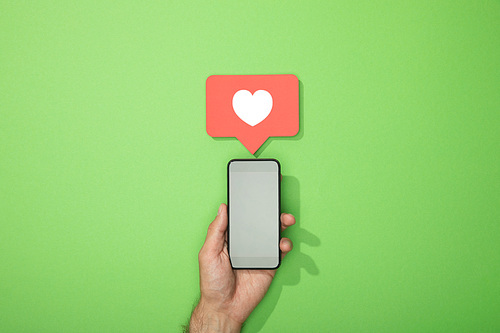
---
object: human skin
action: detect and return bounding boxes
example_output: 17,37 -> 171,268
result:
189,203 -> 295,332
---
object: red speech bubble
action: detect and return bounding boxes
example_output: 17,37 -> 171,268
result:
206,75 -> 299,154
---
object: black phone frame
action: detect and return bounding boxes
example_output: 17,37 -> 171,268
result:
227,158 -> 282,270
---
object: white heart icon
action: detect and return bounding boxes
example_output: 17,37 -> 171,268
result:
232,90 -> 273,126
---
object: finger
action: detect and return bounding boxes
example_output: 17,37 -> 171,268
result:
280,213 -> 296,232
202,204 -> 228,254
280,237 -> 293,259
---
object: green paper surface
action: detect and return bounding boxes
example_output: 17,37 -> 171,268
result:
1,1 -> 499,332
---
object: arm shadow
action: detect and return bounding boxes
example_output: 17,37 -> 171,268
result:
243,175 -> 320,332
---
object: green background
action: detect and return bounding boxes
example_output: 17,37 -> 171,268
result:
1,1 -> 499,332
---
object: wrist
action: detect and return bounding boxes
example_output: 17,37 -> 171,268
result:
189,300 -> 241,333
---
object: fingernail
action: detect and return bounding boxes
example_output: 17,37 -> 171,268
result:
218,204 -> 224,216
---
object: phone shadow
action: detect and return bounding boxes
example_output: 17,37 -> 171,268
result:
242,175 -> 320,332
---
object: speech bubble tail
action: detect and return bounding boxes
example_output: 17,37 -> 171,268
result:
236,135 -> 269,155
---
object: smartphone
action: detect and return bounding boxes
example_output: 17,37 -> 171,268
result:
227,159 -> 281,269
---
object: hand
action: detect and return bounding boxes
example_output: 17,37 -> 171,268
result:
189,204 -> 295,332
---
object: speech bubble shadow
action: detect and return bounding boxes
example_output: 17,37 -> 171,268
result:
253,80 -> 305,157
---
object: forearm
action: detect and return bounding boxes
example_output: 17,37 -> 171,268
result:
189,301 -> 241,333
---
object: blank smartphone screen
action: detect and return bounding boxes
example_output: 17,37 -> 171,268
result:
228,159 -> 280,269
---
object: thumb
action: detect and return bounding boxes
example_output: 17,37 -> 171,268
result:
202,204 -> 228,253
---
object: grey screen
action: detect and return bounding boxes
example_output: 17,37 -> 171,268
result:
229,160 -> 279,268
